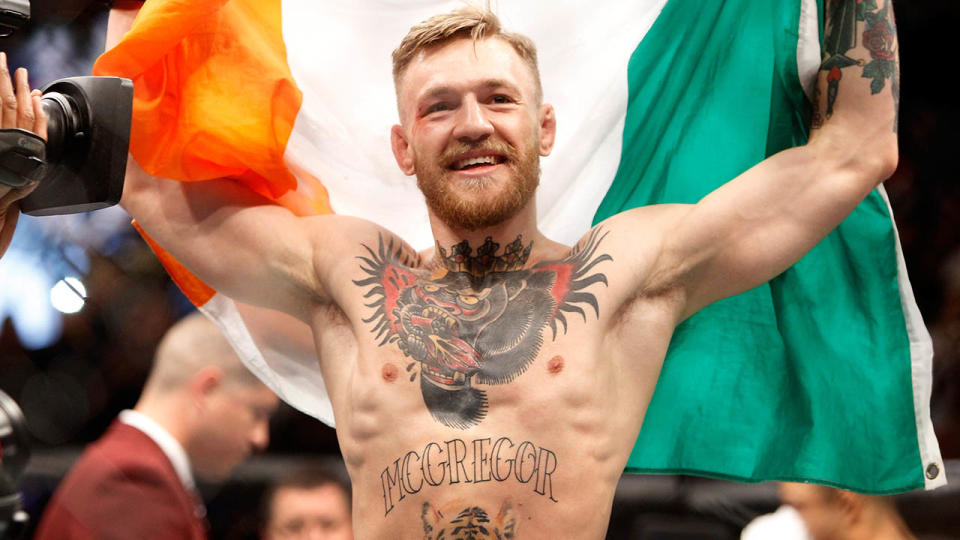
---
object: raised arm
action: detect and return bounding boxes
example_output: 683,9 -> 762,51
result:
106,3 -> 395,323
103,3 -> 319,317
617,0 -> 900,322
121,161 -> 339,321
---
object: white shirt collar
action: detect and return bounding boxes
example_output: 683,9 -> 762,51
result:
118,409 -> 196,491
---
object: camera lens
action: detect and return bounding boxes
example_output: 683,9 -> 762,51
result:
40,92 -> 81,164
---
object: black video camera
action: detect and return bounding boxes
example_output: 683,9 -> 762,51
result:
0,75 -> 133,216
0,0 -> 133,215
0,0 -> 28,38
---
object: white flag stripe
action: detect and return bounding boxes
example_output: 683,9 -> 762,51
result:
282,0 -> 666,248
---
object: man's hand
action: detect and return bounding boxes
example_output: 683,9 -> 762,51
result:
0,52 -> 47,257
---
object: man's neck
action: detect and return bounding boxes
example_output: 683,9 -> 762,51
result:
426,205 -> 565,278
435,233 -> 533,276
133,395 -> 189,448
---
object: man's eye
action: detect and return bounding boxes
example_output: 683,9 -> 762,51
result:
491,95 -> 513,104
425,102 -> 451,114
281,520 -> 305,534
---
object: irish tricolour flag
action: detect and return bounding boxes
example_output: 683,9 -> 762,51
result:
94,0 -> 944,493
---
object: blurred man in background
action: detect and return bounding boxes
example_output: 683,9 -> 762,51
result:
34,312 -> 279,539
742,482 -> 916,540
261,464 -> 353,540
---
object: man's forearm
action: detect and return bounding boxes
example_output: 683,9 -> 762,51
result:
105,1 -> 141,51
658,0 -> 902,317
808,0 -> 899,180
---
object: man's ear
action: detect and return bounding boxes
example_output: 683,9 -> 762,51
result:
391,124 -> 416,176
187,365 -> 224,410
538,103 -> 556,157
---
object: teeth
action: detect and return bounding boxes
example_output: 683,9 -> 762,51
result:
455,156 -> 497,170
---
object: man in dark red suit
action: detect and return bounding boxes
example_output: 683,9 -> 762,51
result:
35,313 -> 279,540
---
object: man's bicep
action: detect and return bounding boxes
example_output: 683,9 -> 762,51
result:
123,160 -> 331,321
666,147 -> 873,320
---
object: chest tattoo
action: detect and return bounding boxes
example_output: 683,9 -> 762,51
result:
353,228 -> 611,429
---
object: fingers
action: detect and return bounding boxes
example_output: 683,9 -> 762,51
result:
0,52 -> 44,137
31,90 -> 46,140
15,67 -> 35,130
0,52 -> 16,129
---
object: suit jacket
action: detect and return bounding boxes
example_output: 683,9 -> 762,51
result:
35,420 -> 207,540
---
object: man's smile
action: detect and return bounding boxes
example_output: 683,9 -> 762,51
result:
448,150 -> 508,172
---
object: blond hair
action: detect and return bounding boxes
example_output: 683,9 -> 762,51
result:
392,6 -> 542,101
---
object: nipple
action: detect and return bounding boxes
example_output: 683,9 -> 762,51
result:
382,362 -> 399,382
547,355 -> 564,375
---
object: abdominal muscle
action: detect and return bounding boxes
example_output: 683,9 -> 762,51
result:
332,336 -> 648,540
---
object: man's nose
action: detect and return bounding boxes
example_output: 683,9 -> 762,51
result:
306,529 -> 328,540
453,96 -> 493,142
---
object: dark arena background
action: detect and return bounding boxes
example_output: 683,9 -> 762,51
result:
1,1 -> 958,538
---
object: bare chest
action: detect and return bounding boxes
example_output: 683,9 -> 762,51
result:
315,234 -> 674,538
345,232 -> 614,430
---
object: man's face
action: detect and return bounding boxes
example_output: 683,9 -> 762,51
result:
191,382 -> 278,482
779,482 -> 848,540
264,485 -> 353,540
391,37 -> 555,231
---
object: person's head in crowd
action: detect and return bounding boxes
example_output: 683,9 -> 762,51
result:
135,312 -> 279,481
778,482 -> 915,540
261,465 -> 353,540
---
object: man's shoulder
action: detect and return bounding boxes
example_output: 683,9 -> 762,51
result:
566,204 -> 688,278
61,422 -> 179,491
311,215 -> 423,282
89,421 -> 166,461
590,203 -> 689,237
35,424 -> 199,540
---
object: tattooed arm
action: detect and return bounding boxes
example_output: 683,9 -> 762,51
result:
618,0 -> 900,321
122,160 -> 392,321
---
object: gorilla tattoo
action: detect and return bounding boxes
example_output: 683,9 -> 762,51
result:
354,229 -> 611,429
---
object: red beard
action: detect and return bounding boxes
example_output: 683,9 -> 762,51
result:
415,136 -> 540,230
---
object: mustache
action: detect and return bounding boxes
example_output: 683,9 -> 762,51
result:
439,139 -> 518,169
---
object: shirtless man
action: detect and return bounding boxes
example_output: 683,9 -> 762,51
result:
14,2 -> 899,537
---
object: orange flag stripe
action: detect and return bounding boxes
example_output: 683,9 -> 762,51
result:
94,0 -> 334,305
93,0 -> 314,202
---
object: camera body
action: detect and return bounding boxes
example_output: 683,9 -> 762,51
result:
0,76 -> 133,215
0,1 -> 133,216
0,0 -> 29,37
22,76 -> 133,215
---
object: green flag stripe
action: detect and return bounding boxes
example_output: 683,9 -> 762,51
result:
597,0 -> 927,493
